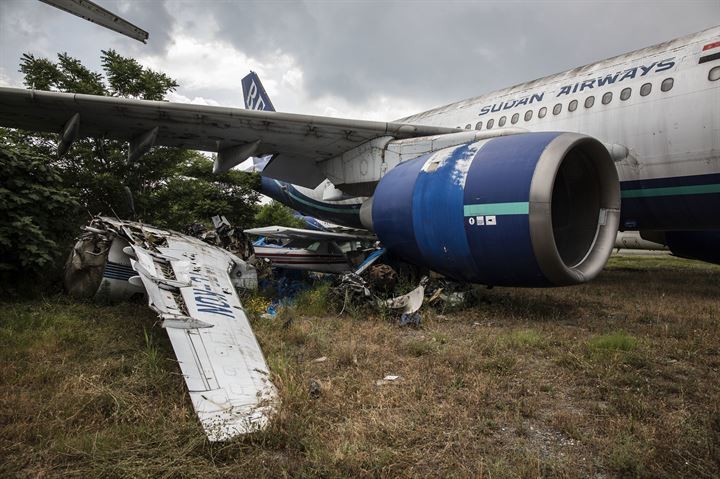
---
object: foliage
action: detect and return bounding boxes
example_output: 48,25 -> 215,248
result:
0,139 -> 79,277
2,50 -> 261,289
254,200 -> 305,228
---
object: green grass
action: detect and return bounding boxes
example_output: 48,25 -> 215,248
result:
588,331 -> 637,351
2,255 -> 720,477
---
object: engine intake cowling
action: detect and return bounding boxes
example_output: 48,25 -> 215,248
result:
368,132 -> 620,286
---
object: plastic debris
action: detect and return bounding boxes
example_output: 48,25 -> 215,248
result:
312,356 -> 328,363
309,379 -> 322,399
376,374 -> 402,386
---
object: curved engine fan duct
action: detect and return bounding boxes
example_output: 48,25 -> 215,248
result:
365,132 -> 621,287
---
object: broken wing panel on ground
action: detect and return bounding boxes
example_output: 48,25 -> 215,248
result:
123,224 -> 276,441
0,87 -> 459,187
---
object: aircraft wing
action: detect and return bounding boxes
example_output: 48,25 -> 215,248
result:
91,217 -> 277,441
245,225 -> 376,242
0,87 -> 460,187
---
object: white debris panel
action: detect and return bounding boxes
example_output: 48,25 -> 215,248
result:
93,217 -> 277,441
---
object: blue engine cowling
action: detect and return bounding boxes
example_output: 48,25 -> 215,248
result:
366,132 -> 621,286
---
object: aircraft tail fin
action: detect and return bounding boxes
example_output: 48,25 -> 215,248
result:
239,72 -> 276,173
241,71 -> 276,112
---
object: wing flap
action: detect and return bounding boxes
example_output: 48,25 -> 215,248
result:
103,217 -> 277,441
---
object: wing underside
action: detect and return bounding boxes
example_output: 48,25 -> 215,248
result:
0,87 -> 459,187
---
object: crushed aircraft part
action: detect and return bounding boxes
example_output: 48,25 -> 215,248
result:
64,217 -> 276,441
383,277 -> 428,315
186,215 -> 255,260
367,264 -> 398,292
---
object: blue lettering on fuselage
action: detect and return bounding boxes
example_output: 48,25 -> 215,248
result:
477,58 -> 675,115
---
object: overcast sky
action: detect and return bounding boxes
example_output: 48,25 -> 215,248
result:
1,0 -> 718,120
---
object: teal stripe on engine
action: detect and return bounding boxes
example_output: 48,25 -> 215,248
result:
463,201 -> 529,216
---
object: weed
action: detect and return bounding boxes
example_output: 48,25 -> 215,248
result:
589,331 -> 637,352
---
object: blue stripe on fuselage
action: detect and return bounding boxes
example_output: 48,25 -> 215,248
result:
620,172 -> 720,230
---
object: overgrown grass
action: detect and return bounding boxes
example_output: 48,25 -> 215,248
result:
2,255 -> 720,477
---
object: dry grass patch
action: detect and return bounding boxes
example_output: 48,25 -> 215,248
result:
2,255 -> 720,477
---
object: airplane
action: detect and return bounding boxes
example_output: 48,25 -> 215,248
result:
1,26 -> 719,291
246,225 -> 375,273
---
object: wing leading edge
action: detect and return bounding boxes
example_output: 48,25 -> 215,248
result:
0,87 -> 460,187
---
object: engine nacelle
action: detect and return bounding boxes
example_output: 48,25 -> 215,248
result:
367,132 -> 621,286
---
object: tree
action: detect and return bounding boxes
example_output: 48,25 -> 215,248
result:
0,136 -> 78,281
10,50 -> 260,227
1,51 -> 260,288
254,201 -> 305,228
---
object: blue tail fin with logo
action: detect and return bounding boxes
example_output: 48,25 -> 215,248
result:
241,71 -> 276,112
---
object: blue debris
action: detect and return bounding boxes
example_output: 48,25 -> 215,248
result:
399,312 -> 421,327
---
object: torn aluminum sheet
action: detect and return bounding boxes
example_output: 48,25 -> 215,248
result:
382,277 -> 428,315
65,217 -> 276,441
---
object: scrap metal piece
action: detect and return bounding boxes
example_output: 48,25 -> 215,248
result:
383,278 -> 427,315
64,217 -> 274,441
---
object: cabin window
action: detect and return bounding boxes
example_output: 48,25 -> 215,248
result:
710,66 -> 720,81
584,96 -> 595,108
568,99 -> 578,112
553,103 -> 562,115
524,110 -> 533,121
640,82 -> 652,96
538,107 -> 547,118
511,113 -> 520,124
661,77 -> 674,92
499,116 -> 507,127
465,124 -> 472,129
475,121 -> 482,130
602,92 -> 612,105
620,87 -> 631,101
486,118 -> 494,129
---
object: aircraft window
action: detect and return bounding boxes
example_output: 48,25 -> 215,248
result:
475,121 -> 482,130
710,66 -> 720,81
553,103 -> 562,115
465,124 -> 472,129
640,82 -> 652,96
620,87 -> 631,100
661,78 -> 674,92
584,96 -> 595,108
568,99 -> 578,112
486,118 -> 494,129
602,92 -> 612,105
511,113 -> 519,124
499,116 -> 507,127
306,241 -> 322,252
524,110 -> 533,121
538,107 -> 547,118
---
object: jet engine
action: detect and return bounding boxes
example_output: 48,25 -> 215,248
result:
363,132 -> 621,286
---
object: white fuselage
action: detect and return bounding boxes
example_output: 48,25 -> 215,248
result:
400,27 -> 719,189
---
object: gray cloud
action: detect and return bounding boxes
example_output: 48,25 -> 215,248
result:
199,0 -> 719,107
1,0 -> 718,116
